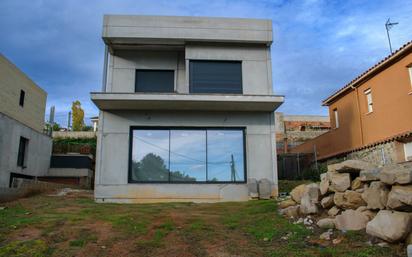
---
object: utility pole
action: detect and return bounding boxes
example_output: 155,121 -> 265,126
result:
385,18 -> 398,54
68,111 -> 72,131
230,154 -> 236,182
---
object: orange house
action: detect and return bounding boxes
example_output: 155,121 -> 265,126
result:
291,41 -> 412,164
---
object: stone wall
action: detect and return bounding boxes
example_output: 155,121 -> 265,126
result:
346,141 -> 403,165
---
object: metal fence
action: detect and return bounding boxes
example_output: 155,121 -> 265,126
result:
277,153 -> 320,180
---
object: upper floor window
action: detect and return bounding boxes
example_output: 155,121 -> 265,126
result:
333,109 -> 339,128
135,70 -> 174,93
189,60 -> 242,94
408,65 -> 412,88
364,88 -> 373,113
19,90 -> 25,107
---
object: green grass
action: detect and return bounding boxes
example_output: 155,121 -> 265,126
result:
0,193 -> 403,257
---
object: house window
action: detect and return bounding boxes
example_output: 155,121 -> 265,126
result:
129,128 -> 246,183
135,70 -> 174,93
17,137 -> 29,167
189,60 -> 242,94
333,109 -> 339,128
408,66 -> 412,88
365,89 -> 373,113
19,90 -> 25,107
404,142 -> 412,161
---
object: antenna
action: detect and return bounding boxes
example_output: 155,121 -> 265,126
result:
385,18 -> 398,54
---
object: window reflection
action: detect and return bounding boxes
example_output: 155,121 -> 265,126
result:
170,130 -> 206,182
130,128 -> 245,183
207,130 -> 245,182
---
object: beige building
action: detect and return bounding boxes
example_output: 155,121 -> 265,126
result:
0,54 -> 52,187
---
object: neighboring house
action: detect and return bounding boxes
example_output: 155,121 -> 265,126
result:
275,112 -> 330,154
291,41 -> 412,164
91,15 -> 284,203
0,54 -> 52,187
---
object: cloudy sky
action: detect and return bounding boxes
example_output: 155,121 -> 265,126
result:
1,0 -> 411,126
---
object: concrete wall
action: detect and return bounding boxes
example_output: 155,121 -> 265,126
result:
107,45 -> 272,95
0,54 -> 47,133
0,113 -> 52,187
95,110 -> 278,203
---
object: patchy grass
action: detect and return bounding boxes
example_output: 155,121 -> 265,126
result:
0,192 -> 405,257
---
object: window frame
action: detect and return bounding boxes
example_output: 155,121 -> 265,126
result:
408,65 -> 412,90
333,109 -> 339,129
135,69 -> 175,93
128,126 -> 247,184
17,137 -> 29,168
19,90 -> 25,107
189,60 -> 243,94
364,88 -> 373,113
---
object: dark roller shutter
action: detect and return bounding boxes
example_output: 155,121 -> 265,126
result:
135,70 -> 174,93
189,61 -> 242,93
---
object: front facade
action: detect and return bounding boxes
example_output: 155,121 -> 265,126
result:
291,42 -> 412,164
0,54 -> 52,187
91,15 -> 284,203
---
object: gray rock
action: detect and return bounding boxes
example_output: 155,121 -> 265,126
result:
320,173 -> 329,195
317,218 -> 335,229
361,182 -> 389,210
334,190 -> 366,209
366,210 -> 412,242
258,179 -> 272,199
300,184 -> 320,215
247,178 -> 259,198
290,184 -> 307,203
335,209 -> 369,231
380,164 -> 412,185
279,205 -> 300,218
329,172 -> 351,192
386,185 -> 412,211
321,194 -> 335,209
328,206 -> 340,216
359,168 -> 381,181
328,160 -> 376,173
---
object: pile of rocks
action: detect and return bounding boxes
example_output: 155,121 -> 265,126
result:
278,159 -> 412,248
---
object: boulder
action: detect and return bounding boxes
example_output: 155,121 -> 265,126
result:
280,205 -> 300,218
321,194 -> 335,209
334,190 -> 366,209
379,164 -> 412,185
317,218 -> 335,229
290,184 -> 307,203
351,177 -> 363,190
328,206 -> 341,216
329,172 -> 351,192
247,178 -> 259,198
304,183 -> 321,204
300,193 -> 319,215
356,206 -> 377,220
359,168 -> 381,181
279,199 -> 297,209
366,210 -> 412,242
386,185 -> 412,211
320,173 -> 329,195
328,160 -> 375,173
406,231 -> 412,245
361,182 -> 389,210
258,179 -> 272,199
335,210 -> 369,231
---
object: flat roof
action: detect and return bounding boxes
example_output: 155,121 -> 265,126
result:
91,92 -> 283,112
103,15 -> 273,46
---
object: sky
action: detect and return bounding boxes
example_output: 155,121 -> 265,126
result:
0,0 -> 411,126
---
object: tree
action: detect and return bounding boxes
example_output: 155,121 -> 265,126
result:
71,100 -> 84,131
52,123 -> 61,131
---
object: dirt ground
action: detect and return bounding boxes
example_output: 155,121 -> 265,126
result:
0,190 -> 407,257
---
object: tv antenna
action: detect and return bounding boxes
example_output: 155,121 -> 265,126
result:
385,18 -> 398,54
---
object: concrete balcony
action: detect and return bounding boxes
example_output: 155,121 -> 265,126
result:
90,92 -> 284,112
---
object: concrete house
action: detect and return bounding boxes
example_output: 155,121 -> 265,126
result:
0,54 -> 52,187
91,15 -> 284,203
291,41 -> 412,164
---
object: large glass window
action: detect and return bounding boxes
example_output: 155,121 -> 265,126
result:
189,61 -> 242,94
129,128 -> 246,183
135,70 -> 174,93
